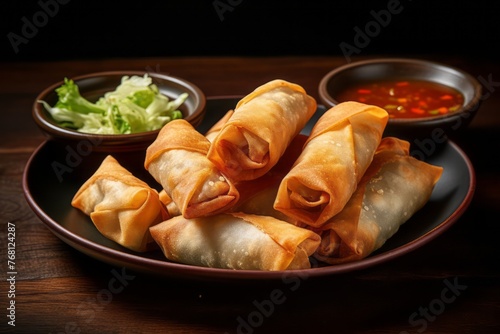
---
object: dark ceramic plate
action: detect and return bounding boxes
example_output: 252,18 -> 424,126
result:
22,97 -> 475,281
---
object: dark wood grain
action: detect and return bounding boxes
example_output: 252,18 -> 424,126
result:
1,56 -> 499,334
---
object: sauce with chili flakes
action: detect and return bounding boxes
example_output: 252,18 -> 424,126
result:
337,80 -> 464,119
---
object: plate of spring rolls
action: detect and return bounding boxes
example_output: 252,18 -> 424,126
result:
23,79 -> 476,280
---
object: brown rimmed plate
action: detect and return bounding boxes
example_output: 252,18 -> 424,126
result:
22,97 -> 476,281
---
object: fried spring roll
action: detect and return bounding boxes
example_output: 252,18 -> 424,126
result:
145,119 -> 239,219
313,137 -> 443,264
150,212 -> 321,270
273,101 -> 389,228
206,79 -> 317,182
71,155 -> 168,252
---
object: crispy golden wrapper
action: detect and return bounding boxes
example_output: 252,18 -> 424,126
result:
71,155 -> 168,252
150,212 -> 321,270
274,101 -> 388,227
145,119 -> 239,219
313,137 -> 443,264
206,79 -> 317,182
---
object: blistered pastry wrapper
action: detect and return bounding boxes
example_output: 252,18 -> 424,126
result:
150,212 -> 321,270
274,101 -> 388,227
206,79 -> 317,182
71,155 -> 168,252
145,119 -> 239,219
313,137 -> 443,264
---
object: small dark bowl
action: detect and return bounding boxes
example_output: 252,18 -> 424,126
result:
318,58 -> 482,147
33,71 -> 206,152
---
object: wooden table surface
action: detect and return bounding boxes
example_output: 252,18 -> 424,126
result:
1,55 -> 499,334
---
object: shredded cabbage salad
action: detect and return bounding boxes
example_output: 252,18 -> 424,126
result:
39,74 -> 187,134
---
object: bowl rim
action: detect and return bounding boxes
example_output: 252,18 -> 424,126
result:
32,70 -> 206,140
318,57 -> 483,124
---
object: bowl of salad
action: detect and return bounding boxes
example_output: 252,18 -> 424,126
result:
33,71 -> 206,152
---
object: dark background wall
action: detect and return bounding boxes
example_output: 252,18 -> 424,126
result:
2,0 -> 499,62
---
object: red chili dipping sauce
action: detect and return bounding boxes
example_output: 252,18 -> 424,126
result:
337,80 -> 464,119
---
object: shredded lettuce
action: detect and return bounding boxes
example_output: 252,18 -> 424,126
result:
39,74 -> 187,134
